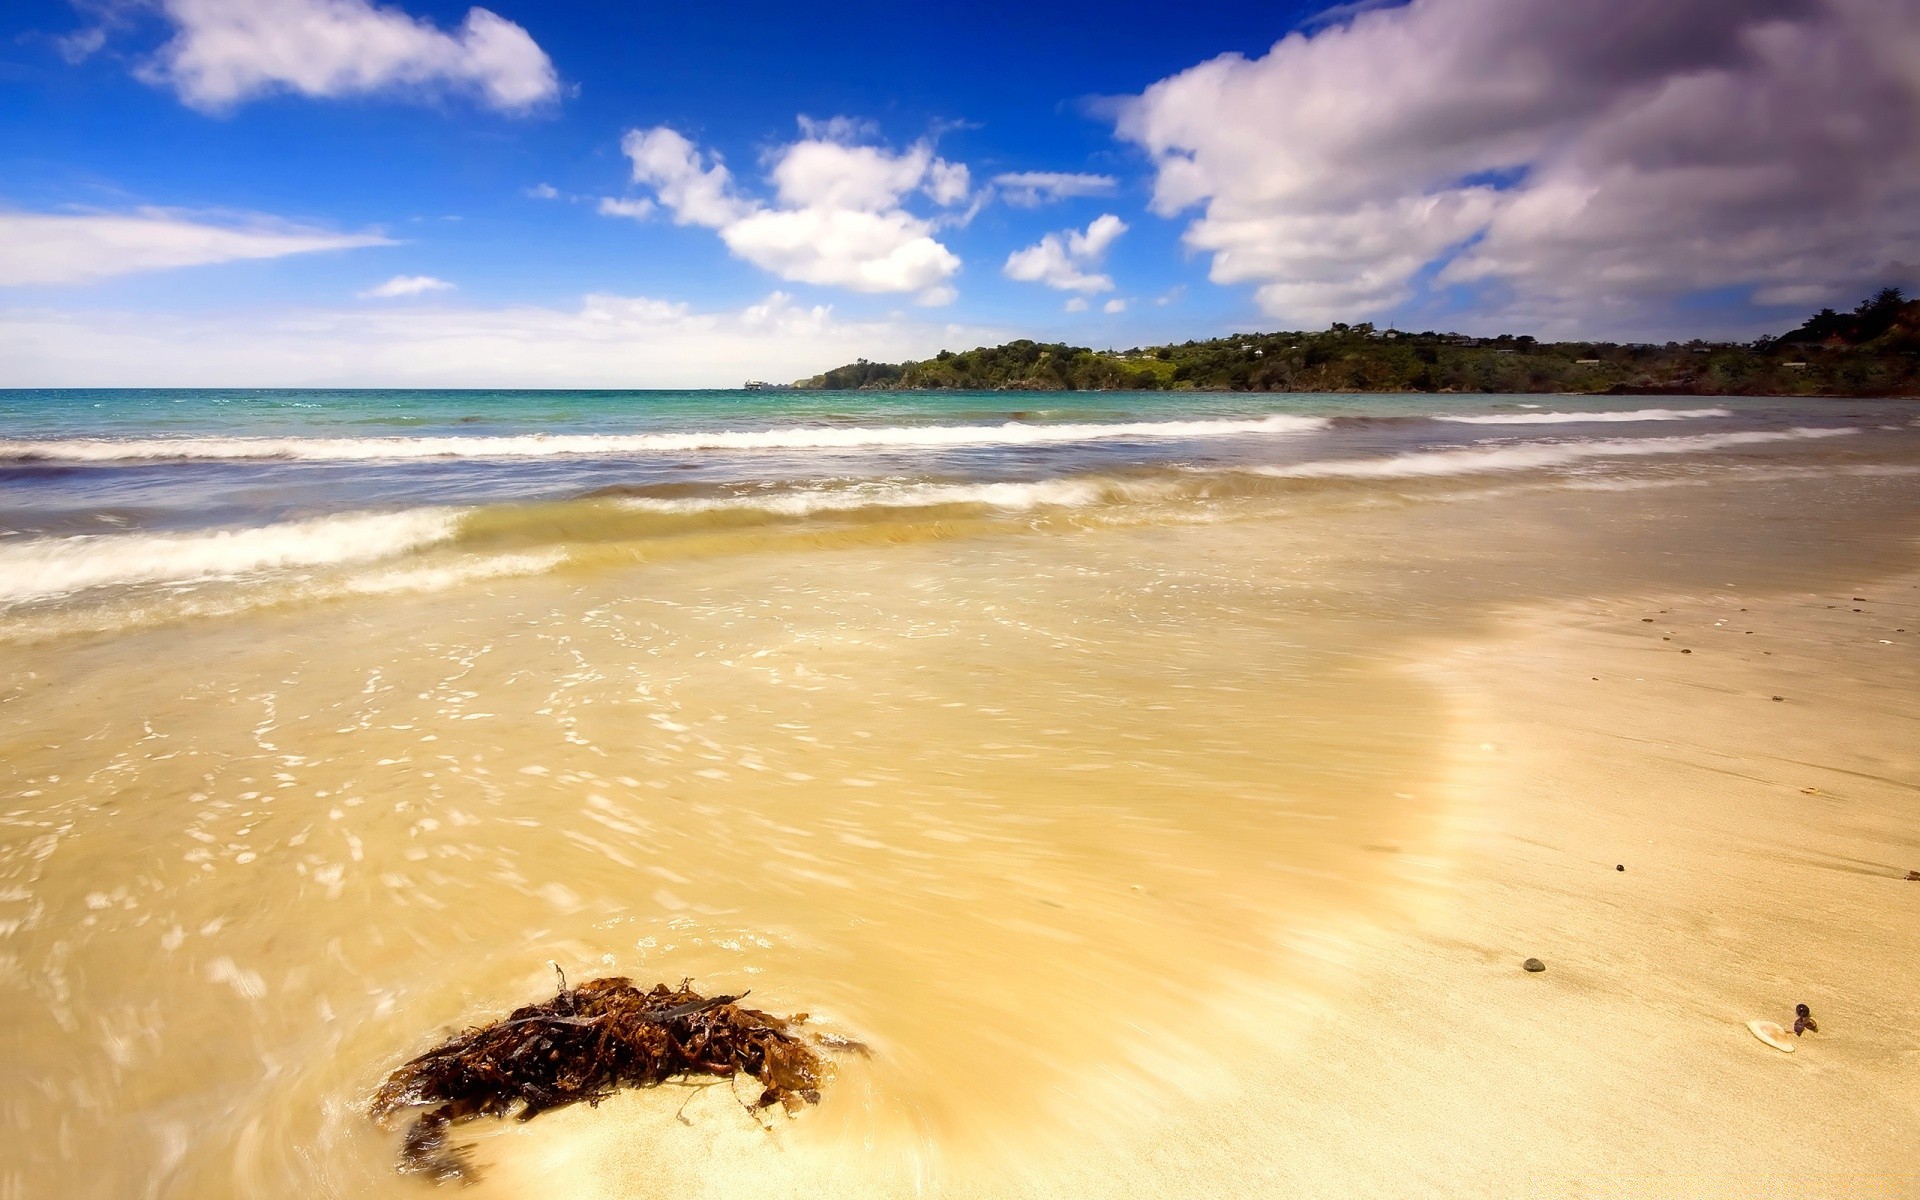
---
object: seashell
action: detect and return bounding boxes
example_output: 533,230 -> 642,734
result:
1747,1019 -> 1796,1052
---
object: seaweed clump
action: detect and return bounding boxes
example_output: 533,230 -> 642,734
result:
371,976 -> 825,1182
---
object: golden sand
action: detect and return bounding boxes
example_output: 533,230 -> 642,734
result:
2,465 -> 1917,1197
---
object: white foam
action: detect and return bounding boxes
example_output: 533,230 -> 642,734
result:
0,415 -> 1330,463
0,510 -> 460,604
1436,407 -> 1732,425
1254,427 -> 1857,481
621,478 -> 1155,517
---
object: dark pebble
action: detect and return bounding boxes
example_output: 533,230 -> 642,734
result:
1615,864 -> 1625,872
1907,870 -> 1920,881
1523,958 -> 1546,973
1772,696 -> 1784,701
1794,1003 -> 1818,1036
1680,649 -> 1691,654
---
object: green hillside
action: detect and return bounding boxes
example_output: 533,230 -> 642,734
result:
796,289 -> 1920,396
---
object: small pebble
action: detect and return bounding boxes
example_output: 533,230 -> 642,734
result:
1523,958 -> 1546,973
1771,695 -> 1784,701
1793,1003 -> 1818,1036
1680,648 -> 1691,654
1906,869 -> 1920,881
1615,864 -> 1625,872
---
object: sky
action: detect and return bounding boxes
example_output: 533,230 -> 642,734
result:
1,0 -> 1916,387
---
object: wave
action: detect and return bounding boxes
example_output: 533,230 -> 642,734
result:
0,510 -> 460,605
1252,427 -> 1857,481
1435,407 -> 1732,425
0,415 -> 1330,464
617,478 -> 1166,518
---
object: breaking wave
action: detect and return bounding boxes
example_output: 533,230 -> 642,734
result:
617,478 -> 1170,517
0,415 -> 1331,464
0,510 -> 461,605
1435,407 -> 1732,425
1251,427 -> 1856,480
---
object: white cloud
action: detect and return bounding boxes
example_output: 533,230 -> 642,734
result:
1103,298 -> 1127,314
596,196 -> 655,220
992,171 -> 1118,206
1004,214 -> 1127,293
526,182 -> 560,200
140,0 -> 558,113
0,292 -> 1008,388
0,208 -> 391,286
360,274 -> 453,298
1117,0 -> 1920,329
1063,297 -> 1089,313
620,123 -> 968,296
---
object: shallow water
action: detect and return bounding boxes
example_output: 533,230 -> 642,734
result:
2,389 -> 1917,1197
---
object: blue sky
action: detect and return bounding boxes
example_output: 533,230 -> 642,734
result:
1,0 -> 1913,386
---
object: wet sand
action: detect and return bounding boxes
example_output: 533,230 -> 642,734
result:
475,554 -> 1920,1200
1242,580 -> 1920,1196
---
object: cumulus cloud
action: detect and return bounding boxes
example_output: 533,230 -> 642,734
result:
619,123 -> 969,301
1103,298 -> 1127,314
1003,214 -> 1127,293
1118,0 -> 1920,329
139,0 -> 558,113
0,292 -> 1008,387
360,273 -> 453,298
0,208 -> 391,285
1063,297 -> 1089,313
992,171 -> 1118,206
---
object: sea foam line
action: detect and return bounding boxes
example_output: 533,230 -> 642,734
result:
1435,407 -> 1732,425
619,478 -> 1167,517
0,510 -> 461,604
1252,427 -> 1857,481
0,415 -> 1330,463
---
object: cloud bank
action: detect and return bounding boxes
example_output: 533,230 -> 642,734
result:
0,209 -> 391,285
618,123 -> 970,302
1118,0 -> 1920,327
141,0 -> 559,113
0,292 -> 1005,387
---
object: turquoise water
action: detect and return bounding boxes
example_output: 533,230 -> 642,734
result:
0,387 -> 1907,620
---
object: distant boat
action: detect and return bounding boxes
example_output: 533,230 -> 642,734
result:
743,380 -> 793,391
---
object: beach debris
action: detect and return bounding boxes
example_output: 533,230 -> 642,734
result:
1680,648 -> 1692,654
1522,957 -> 1546,973
1906,869 -> 1920,881
1794,1004 -> 1818,1036
1747,1019 -> 1796,1052
1772,696 -> 1785,702
370,976 -> 828,1182
1615,864 -> 1625,872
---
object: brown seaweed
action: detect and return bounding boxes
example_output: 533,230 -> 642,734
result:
371,976 -> 825,1182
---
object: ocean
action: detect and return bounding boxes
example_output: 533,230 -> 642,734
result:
2,388 -> 1918,1198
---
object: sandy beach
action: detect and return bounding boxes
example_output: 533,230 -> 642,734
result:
4,395 -> 1918,1198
